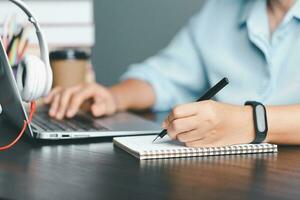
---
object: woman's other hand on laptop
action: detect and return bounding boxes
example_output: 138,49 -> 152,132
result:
44,83 -> 118,120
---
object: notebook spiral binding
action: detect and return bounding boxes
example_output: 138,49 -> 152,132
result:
141,144 -> 277,159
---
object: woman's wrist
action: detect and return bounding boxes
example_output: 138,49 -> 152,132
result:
240,105 -> 256,143
264,105 -> 282,144
109,79 -> 156,112
108,86 -> 129,112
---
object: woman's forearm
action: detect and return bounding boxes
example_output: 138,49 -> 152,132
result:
111,80 -> 300,145
109,79 -> 156,111
266,105 -> 300,144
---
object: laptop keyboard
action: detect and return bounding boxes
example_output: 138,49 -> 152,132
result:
32,112 -> 109,132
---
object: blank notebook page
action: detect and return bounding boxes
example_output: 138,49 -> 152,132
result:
113,135 -> 278,160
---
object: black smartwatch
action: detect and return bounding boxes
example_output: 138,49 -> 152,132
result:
245,101 -> 268,144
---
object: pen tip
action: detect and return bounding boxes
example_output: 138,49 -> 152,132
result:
152,135 -> 159,143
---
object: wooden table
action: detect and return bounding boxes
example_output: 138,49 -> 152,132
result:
0,112 -> 300,200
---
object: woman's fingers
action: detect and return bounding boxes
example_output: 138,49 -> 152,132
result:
45,83 -> 117,119
167,115 -> 200,139
55,86 -> 82,119
44,87 -> 62,104
49,93 -> 61,117
176,129 -> 214,143
163,102 -> 200,127
67,85 -> 102,118
91,102 -> 106,117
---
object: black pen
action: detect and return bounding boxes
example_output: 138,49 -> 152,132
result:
152,77 -> 229,143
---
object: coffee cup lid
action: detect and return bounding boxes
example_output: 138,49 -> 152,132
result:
50,49 -> 90,60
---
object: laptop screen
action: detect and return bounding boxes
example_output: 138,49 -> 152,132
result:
0,39 -> 33,137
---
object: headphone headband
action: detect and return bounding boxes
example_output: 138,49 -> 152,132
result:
8,0 -> 53,96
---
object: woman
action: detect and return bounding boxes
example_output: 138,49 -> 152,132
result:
45,0 -> 300,147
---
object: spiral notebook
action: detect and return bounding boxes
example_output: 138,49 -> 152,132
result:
113,135 -> 278,160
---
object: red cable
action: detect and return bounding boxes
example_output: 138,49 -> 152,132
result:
0,101 -> 36,151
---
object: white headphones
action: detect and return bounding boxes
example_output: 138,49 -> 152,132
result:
9,0 -> 53,102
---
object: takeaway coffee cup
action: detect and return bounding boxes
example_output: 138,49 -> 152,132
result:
50,49 -> 91,88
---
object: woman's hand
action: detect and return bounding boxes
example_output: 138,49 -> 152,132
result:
44,83 -> 117,120
163,100 -> 255,147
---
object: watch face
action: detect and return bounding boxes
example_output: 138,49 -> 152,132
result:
255,105 -> 266,132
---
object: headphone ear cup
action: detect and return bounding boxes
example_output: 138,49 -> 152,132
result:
16,55 -> 47,102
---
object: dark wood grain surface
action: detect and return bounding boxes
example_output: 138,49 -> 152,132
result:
0,112 -> 300,200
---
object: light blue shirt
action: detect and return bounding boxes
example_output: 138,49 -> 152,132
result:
121,0 -> 300,111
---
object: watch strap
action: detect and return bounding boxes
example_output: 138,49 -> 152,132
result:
245,101 -> 268,144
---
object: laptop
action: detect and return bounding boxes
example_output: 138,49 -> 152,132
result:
0,40 -> 161,140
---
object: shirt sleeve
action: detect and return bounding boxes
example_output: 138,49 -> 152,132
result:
121,11 -> 209,111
